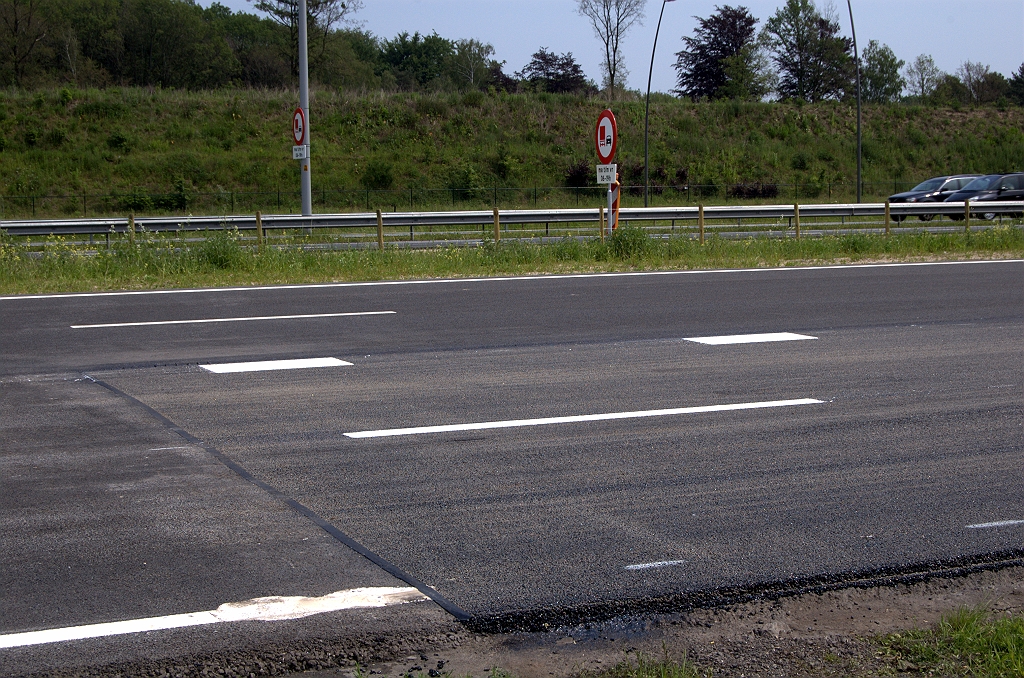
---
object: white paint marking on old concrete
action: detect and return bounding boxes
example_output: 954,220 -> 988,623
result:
3,260 -> 1019,301
344,398 -> 824,439
0,587 -> 427,649
625,560 -> 688,571
966,520 -> 1024,530
71,311 -> 395,329
200,357 -> 353,373
685,332 -> 817,345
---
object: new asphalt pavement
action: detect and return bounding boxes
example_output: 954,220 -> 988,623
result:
1,260 -> 1022,674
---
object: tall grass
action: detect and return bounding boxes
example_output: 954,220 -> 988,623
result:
1,225 -> 1021,295
880,607 -> 1024,677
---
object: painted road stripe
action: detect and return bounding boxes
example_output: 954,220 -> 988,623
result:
3,260 -> 1019,301
200,357 -> 353,373
685,332 -> 817,345
966,520 -> 1024,530
625,560 -> 687,571
344,398 -> 824,439
0,587 -> 426,650
71,311 -> 395,329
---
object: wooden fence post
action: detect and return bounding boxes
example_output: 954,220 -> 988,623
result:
794,204 -> 800,240
376,210 -> 384,250
255,210 -> 264,252
493,207 -> 500,242
964,202 -> 970,233
698,204 -> 705,245
884,201 -> 890,236
129,213 -> 135,244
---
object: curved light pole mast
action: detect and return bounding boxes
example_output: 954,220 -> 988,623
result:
298,0 -> 312,216
846,0 -> 862,203
644,0 -> 674,207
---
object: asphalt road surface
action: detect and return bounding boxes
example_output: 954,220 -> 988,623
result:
1,260 -> 1022,674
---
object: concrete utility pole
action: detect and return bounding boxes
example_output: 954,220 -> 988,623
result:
298,0 -> 312,216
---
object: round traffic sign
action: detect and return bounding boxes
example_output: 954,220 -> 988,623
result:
292,107 -> 306,145
595,109 -> 617,164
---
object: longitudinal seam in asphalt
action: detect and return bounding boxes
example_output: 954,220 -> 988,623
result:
85,376 -> 472,622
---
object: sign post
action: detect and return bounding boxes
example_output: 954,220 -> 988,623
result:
296,0 -> 312,216
595,109 -> 619,234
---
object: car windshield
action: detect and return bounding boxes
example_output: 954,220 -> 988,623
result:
962,175 -> 1002,191
911,179 -> 945,191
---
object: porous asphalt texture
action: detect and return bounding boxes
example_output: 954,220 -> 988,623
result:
1,260 -> 1021,675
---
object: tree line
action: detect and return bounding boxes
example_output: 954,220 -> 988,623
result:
0,0 -> 598,93
2,0 -> 1022,107
674,0 -> 1024,106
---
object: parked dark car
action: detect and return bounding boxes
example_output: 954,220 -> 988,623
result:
888,174 -> 981,221
944,173 -> 1024,220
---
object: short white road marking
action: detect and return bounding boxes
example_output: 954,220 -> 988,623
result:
344,398 -> 824,439
70,311 -> 395,329
966,520 -> 1024,530
0,587 -> 426,649
200,357 -> 353,373
625,560 -> 687,571
685,332 -> 817,345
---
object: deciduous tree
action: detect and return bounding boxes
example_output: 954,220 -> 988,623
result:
1008,63 -> 1024,106
860,40 -> 904,103
903,54 -> 940,98
577,0 -> 646,99
515,48 -> 592,95
673,4 -> 760,101
761,0 -> 853,102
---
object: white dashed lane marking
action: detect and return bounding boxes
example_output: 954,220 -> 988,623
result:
200,357 -> 353,373
0,587 -> 427,649
966,520 -> 1024,530
70,311 -> 395,329
344,398 -> 825,439
625,560 -> 688,571
685,332 -> 817,345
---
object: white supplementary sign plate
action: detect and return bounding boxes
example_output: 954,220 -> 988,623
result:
597,164 -> 617,185
292,145 -> 309,160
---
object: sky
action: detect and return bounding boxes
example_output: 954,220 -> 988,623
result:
210,0 -> 1024,94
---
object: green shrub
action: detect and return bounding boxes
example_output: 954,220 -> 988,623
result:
610,224 -> 653,259
361,159 -> 395,191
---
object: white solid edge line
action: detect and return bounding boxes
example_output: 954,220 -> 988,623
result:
0,587 -> 427,650
71,311 -> 395,329
625,560 -> 688,571
966,520 -> 1024,529
685,332 -> 817,345
200,357 -> 354,373
4,259 -> 1021,301
344,398 -> 824,439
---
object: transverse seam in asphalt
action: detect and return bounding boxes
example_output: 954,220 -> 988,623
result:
84,375 -> 473,623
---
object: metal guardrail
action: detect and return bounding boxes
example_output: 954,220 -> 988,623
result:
1,202 -> 1022,237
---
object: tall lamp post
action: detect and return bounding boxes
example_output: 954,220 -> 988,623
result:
644,0 -> 675,208
846,0 -> 862,203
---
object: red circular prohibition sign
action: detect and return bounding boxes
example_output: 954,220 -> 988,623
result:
595,109 -> 617,164
292,107 -> 307,145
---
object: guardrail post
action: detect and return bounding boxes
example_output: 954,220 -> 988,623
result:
698,204 -> 705,245
964,202 -> 970,234
376,209 -> 384,250
493,207 -> 500,242
599,206 -> 605,242
793,203 -> 800,240
255,210 -> 264,252
128,213 -> 135,244
884,200 -> 890,236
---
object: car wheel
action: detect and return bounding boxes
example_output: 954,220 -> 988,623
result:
982,212 -> 996,221
918,214 -> 935,222
892,214 -> 905,223
949,214 -> 964,221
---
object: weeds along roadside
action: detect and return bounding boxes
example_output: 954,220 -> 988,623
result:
1,225 -> 1022,295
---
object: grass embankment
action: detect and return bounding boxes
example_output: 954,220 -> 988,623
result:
2,227 -> 1021,295
1,87 -> 1023,218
